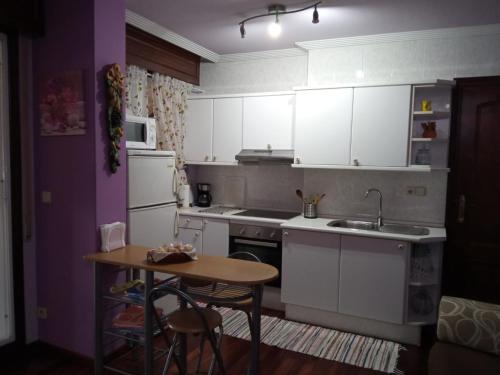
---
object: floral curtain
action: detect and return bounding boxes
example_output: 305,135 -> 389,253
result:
150,72 -> 192,184
125,65 -> 149,117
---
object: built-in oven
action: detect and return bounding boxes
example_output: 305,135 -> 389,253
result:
229,223 -> 282,288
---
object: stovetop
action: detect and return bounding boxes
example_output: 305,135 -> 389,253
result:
233,209 -> 299,220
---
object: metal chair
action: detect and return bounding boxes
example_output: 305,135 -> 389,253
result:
149,284 -> 226,375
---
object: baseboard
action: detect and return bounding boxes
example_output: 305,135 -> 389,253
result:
286,304 -> 422,346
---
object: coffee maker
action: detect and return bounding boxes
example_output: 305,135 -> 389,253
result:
196,183 -> 212,207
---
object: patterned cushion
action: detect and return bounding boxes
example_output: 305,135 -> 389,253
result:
437,296 -> 500,356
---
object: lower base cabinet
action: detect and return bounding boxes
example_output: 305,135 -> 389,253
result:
177,216 -> 229,256
281,229 -> 341,312
338,236 -> 409,324
202,218 -> 229,257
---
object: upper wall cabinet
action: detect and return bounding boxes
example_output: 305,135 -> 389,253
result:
213,98 -> 243,163
185,97 -> 243,164
350,85 -> 412,167
294,88 -> 353,165
185,99 -> 213,163
242,94 -> 295,150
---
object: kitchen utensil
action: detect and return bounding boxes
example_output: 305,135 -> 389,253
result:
296,189 -> 304,201
303,202 -> 318,219
312,193 -> 326,205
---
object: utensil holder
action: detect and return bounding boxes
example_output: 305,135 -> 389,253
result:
303,203 -> 318,219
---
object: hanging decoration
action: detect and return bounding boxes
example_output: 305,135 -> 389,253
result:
105,63 -> 125,173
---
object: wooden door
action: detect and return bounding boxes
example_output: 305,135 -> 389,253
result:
213,97 -> 242,163
338,236 -> 409,324
242,95 -> 295,150
444,77 -> 500,304
281,229 -> 340,312
351,85 -> 411,167
185,99 -> 213,163
295,88 -> 353,165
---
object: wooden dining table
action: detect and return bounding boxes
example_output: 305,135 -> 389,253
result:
84,245 -> 279,375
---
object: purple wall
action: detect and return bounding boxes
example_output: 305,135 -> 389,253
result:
33,0 -> 125,357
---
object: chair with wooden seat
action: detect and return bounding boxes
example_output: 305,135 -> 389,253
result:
149,284 -> 226,375
206,251 -> 261,339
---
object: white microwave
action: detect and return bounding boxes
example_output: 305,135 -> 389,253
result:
124,113 -> 157,149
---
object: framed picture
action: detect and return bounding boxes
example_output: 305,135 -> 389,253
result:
39,70 -> 86,136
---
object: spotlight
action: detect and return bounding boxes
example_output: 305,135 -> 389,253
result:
267,15 -> 282,38
312,5 -> 319,24
240,23 -> 246,38
238,2 -> 321,38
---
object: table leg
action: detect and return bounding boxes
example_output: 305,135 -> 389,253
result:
94,262 -> 103,375
249,284 -> 263,375
178,282 -> 188,372
144,270 -> 154,375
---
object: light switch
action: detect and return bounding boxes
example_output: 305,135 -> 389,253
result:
41,191 -> 52,204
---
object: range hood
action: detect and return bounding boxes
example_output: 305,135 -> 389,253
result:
235,149 -> 294,164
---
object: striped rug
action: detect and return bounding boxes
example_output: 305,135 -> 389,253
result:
217,307 -> 405,374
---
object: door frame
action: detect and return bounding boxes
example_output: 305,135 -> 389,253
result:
0,30 -> 26,356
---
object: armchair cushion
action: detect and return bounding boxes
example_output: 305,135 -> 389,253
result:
437,296 -> 500,356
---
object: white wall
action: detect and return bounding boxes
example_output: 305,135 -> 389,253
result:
200,24 -> 500,92
306,34 -> 500,87
194,24 -> 500,226
200,51 -> 307,94
189,165 -> 446,226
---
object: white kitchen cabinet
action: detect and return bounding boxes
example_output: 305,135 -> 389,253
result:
242,94 -> 295,150
295,88 -> 353,165
351,85 -> 411,167
202,218 -> 229,257
185,99 -> 213,163
338,236 -> 409,324
213,98 -> 243,163
282,229 -> 341,312
176,228 -> 202,253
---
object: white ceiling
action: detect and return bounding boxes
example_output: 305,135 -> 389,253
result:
126,0 -> 500,55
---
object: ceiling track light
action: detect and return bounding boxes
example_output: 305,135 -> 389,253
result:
239,1 -> 321,39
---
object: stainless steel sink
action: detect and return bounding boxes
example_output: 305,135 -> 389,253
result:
327,220 -> 429,236
378,224 -> 430,236
327,220 -> 377,231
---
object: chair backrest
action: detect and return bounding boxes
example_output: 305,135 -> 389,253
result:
228,251 -> 262,263
149,284 -> 213,333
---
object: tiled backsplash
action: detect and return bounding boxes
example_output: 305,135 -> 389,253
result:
188,165 -> 448,226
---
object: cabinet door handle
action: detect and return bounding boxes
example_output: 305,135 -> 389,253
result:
458,194 -> 466,223
283,231 -> 289,236
398,243 -> 405,249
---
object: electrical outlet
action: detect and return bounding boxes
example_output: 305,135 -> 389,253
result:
407,186 -> 427,196
41,191 -> 52,204
415,186 -> 427,196
37,307 -> 48,320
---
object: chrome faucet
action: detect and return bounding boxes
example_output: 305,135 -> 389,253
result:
364,188 -> 383,229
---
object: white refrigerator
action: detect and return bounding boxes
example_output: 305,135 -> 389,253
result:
127,150 -> 178,248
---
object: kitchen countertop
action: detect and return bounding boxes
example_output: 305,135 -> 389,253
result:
179,206 -> 446,242
178,206 -> 298,225
282,216 -> 446,243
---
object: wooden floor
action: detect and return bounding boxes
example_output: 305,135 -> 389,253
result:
3,310 -> 432,375
3,336 -> 429,375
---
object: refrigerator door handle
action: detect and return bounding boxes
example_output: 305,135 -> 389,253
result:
174,209 -> 179,237
172,168 -> 179,198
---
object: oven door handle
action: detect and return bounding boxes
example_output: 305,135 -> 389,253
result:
233,238 -> 278,248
